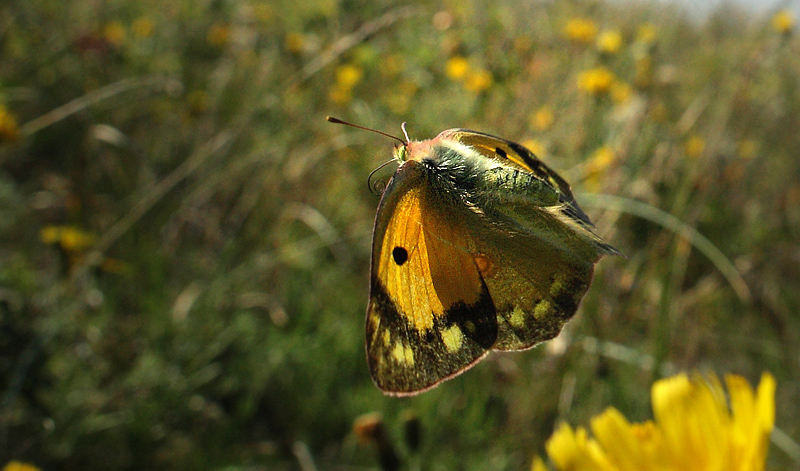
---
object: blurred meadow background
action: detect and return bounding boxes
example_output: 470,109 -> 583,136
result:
1,0 -> 799,469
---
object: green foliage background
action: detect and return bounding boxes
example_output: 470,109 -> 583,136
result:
1,0 -> 798,469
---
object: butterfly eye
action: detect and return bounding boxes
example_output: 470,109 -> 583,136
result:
392,247 -> 409,265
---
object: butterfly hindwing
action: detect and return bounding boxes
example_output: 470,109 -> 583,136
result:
465,219 -> 596,351
424,131 -> 610,351
366,160 -> 498,395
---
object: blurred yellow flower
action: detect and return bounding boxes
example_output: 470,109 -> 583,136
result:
464,68 -> 493,93
336,64 -> 364,88
634,56 -> 653,88
284,32 -> 305,53
132,17 -> 154,38
565,18 -> 598,43
536,372 -> 776,471
584,146 -> 616,191
40,225 -> 96,253
103,21 -> 126,46
772,9 -> 795,34
2,461 -> 41,471
685,135 -> 706,159
385,81 -> 418,115
329,64 -> 364,105
610,81 -> 632,104
521,139 -> 546,157
446,55 -> 470,80
207,23 -> 231,47
381,54 -> 405,77
577,67 -> 616,95
530,106 -> 555,131
253,4 -> 273,23
329,84 -> 353,105
514,36 -> 533,54
588,146 -> 616,171
596,29 -> 623,54
636,23 -> 658,45
0,105 -> 21,143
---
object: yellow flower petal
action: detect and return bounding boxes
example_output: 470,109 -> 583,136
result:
546,424 -> 614,471
577,67 -> 616,95
531,456 -> 550,471
531,106 -> 555,131
540,372 -> 776,471
772,9 -> 795,34
2,462 -> 41,471
446,56 -> 469,81
464,68 -> 493,93
335,64 -> 363,88
597,30 -> 623,54
565,18 -> 598,43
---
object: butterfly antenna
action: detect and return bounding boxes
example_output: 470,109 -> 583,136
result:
326,116 -> 407,145
367,159 -> 397,195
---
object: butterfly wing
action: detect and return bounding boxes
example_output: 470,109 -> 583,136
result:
366,160 -> 498,395
466,215 -> 597,351
434,130 -> 618,350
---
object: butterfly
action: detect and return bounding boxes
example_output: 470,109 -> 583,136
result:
328,117 -> 619,396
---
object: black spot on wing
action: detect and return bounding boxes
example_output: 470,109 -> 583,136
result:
392,246 -> 408,265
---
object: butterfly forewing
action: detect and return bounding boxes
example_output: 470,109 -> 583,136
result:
440,129 -> 594,225
366,160 -> 498,395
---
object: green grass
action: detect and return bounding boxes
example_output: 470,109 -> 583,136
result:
1,0 -> 799,469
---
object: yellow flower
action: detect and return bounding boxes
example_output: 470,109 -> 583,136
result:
385,81 -> 418,115
772,9 -> 795,34
253,4 -> 273,23
446,56 -> 470,81
464,68 -> 493,93
610,81 -> 632,104
132,17 -> 154,38
634,56 -> 653,89
381,54 -> 405,77
521,139 -> 546,157
0,105 -> 21,143
335,64 -> 363,89
685,135 -> 705,159
636,23 -> 658,45
565,18 -> 598,43
329,84 -> 353,105
530,106 -> 555,131
207,23 -> 231,47
2,461 -> 41,471
40,225 -> 96,253
584,146 -> 616,191
103,21 -> 126,46
535,372 -> 776,471
577,67 -> 616,96
596,30 -> 623,55
284,32 -> 305,53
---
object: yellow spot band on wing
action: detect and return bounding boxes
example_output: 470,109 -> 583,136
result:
508,306 -> 527,328
441,325 -> 464,352
534,300 -> 552,319
392,342 -> 415,366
